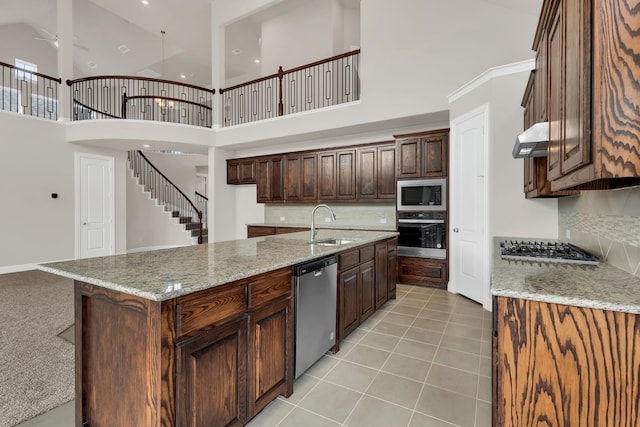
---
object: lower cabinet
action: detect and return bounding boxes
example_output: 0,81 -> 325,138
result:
176,316 -> 249,427
247,225 -> 308,238
338,239 -> 396,340
494,296 -> 640,426
397,256 -> 448,289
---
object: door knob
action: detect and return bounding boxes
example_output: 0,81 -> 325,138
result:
453,228 -> 459,232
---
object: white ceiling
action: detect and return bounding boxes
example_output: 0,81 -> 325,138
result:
0,0 -> 541,91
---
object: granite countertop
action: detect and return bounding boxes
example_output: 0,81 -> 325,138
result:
491,237 -> 640,314
246,222 -> 397,232
38,230 -> 397,302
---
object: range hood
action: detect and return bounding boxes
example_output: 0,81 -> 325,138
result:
512,121 -> 549,158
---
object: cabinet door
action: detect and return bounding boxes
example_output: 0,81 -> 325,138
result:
284,155 -> 301,201
256,158 -> 271,202
269,157 -> 284,202
560,0 -> 590,175
397,257 -> 448,289
318,151 -> 337,200
227,159 -> 256,185
387,246 -> 397,299
397,138 -> 421,178
547,3 -> 563,181
374,242 -> 388,309
356,147 -> 377,199
176,316 -> 248,427
421,135 -> 447,177
249,297 -> 294,416
227,159 -> 241,185
301,153 -> 318,201
247,226 -> 276,238
359,260 -> 375,322
377,144 -> 397,199
339,266 -> 360,339
337,149 -> 356,200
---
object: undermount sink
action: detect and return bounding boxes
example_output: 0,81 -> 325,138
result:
311,237 -> 357,246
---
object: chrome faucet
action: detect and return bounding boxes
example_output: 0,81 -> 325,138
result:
310,204 -> 336,241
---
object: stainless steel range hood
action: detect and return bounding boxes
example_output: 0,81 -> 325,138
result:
512,121 -> 549,158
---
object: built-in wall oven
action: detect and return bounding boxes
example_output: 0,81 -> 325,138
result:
397,211 -> 446,259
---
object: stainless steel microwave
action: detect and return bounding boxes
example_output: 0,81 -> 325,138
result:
397,178 -> 446,211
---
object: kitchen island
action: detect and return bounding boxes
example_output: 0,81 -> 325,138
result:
491,237 -> 640,426
39,229 -> 397,427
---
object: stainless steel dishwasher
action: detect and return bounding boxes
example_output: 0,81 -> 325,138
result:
293,255 -> 337,378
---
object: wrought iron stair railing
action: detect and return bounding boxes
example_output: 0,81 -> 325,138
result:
0,60 -> 61,120
128,150 -> 205,244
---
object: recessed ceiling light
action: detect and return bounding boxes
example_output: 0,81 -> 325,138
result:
180,74 -> 186,79
231,48 -> 242,55
143,144 -> 151,148
118,44 -> 130,54
141,0 -> 149,5
87,61 -> 97,69
254,59 -> 260,64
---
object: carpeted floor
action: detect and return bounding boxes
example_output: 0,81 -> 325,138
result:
0,270 -> 75,427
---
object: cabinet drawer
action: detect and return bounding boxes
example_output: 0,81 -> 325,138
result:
339,249 -> 360,271
250,268 -> 292,308
359,245 -> 374,262
177,285 -> 248,336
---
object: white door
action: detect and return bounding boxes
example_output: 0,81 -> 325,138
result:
76,153 -> 114,259
450,106 -> 488,306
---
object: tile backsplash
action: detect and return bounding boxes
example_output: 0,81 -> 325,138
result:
558,186 -> 640,277
264,203 -> 397,229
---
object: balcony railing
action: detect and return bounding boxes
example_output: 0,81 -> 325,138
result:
220,49 -> 360,127
67,76 -> 215,128
0,61 -> 61,121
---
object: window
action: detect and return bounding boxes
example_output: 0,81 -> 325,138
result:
15,59 -> 37,81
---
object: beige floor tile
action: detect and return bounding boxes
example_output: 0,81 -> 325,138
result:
425,302 -> 455,313
381,353 -> 431,382
403,293 -> 432,302
345,395 -> 413,427
372,320 -> 409,337
380,312 -> 416,327
305,355 -> 340,378
398,297 -> 428,307
365,371 -> 423,408
415,385 -> 477,427
440,334 -> 482,355
342,327 -> 369,344
477,375 -> 492,402
394,339 -> 438,361
298,381 -> 362,423
323,360 -> 378,392
426,364 -> 478,398
408,411 -> 457,427
475,400 -> 492,427
343,344 -> 391,369
358,331 -> 401,352
450,313 -> 485,326
433,346 -> 480,374
15,400 -> 74,427
418,308 -> 451,322
285,374 -> 320,404
444,322 -> 483,341
412,317 -> 448,333
277,407 -> 342,427
479,356 -> 492,378
247,398 -> 295,426
391,304 -> 422,317
333,339 -> 358,359
403,326 -> 443,346
480,340 -> 493,358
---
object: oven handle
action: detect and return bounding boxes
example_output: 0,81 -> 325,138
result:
398,219 -> 445,224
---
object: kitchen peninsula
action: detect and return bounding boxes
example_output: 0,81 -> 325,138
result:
39,229 -> 397,427
491,237 -> 640,426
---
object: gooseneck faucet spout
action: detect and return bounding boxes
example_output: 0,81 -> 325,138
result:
310,204 -> 336,241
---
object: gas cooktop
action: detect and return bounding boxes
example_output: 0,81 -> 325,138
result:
500,240 -> 600,265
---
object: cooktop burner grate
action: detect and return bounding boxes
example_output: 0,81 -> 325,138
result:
500,240 -> 600,265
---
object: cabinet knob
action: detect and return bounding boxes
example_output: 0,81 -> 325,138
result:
453,228 -> 459,232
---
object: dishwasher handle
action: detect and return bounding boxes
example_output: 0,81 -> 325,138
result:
293,256 -> 336,277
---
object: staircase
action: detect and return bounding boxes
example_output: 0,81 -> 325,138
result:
128,150 -> 208,244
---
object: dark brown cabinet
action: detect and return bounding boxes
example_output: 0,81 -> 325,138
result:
246,226 -> 308,238
396,130 -> 448,179
397,257 -> 447,289
357,143 -> 396,200
284,153 -> 318,202
526,0 -> 640,192
249,297 -> 293,416
227,158 -> 257,185
256,157 -> 284,203
358,260 -> 375,323
374,242 -> 388,309
337,150 -> 356,200
177,316 -> 249,427
387,239 -> 397,299
318,151 -> 337,200
339,265 -> 360,338
377,144 -> 397,199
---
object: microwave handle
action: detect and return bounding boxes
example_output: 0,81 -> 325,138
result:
398,219 -> 445,224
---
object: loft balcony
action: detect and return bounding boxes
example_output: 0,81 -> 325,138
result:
1,50 -> 361,132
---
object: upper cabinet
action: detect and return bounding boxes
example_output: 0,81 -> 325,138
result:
227,158 -> 257,185
525,0 -> 640,193
396,129 -> 448,179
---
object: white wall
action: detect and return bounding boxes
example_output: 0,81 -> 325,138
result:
448,66 -> 558,240
126,172 -> 195,252
0,24 -> 57,76
0,112 -> 127,271
142,152 -> 208,200
213,0 -> 541,148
